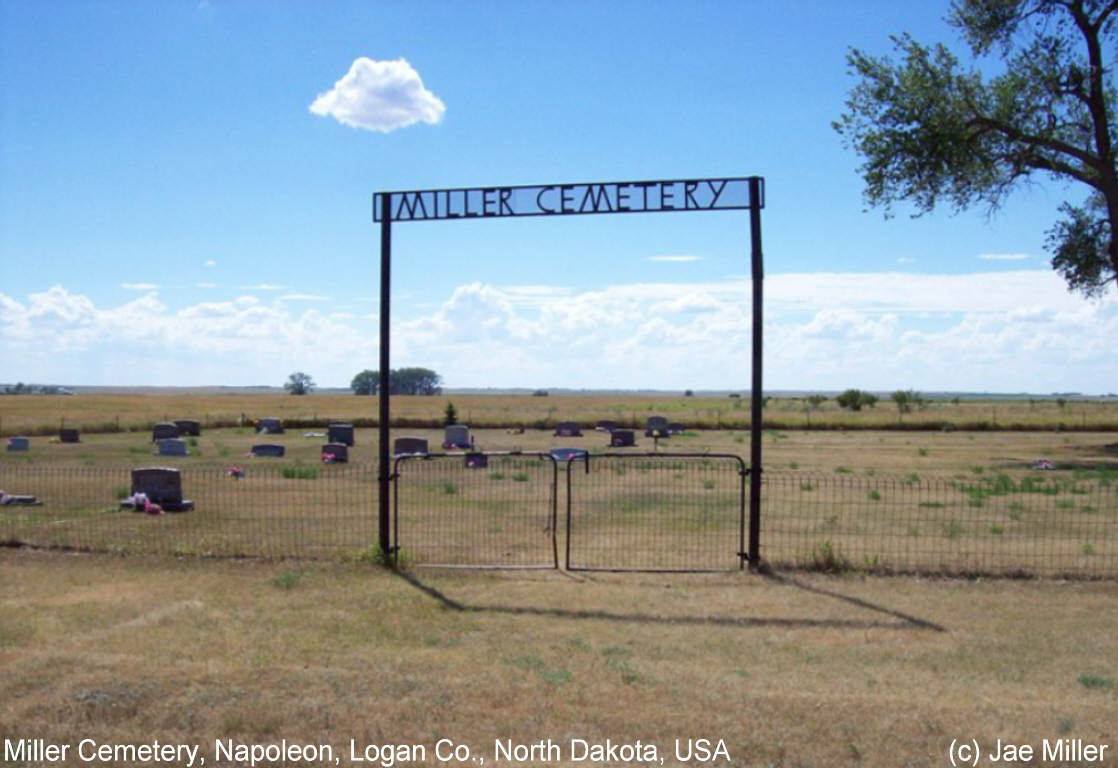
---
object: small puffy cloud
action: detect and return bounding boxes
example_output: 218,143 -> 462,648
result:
279,293 -> 330,302
240,283 -> 288,291
121,282 -> 159,291
204,259 -> 217,267
978,252 -> 1030,261
309,57 -> 445,133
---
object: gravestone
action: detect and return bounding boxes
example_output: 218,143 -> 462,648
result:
596,420 -> 618,432
321,443 -> 349,463
551,447 -> 588,464
6,436 -> 30,452
464,452 -> 488,469
393,437 -> 429,456
327,423 -> 355,446
256,418 -> 284,434
443,424 -> 471,450
125,467 -> 194,512
554,421 -> 583,437
668,422 -> 685,435
152,422 -> 179,442
0,491 -> 39,506
609,429 -> 636,447
59,429 -> 80,443
174,419 -> 201,436
645,416 -> 670,437
251,444 -> 285,458
157,438 -> 188,456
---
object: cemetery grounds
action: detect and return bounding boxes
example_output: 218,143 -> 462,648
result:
1,393 -> 1116,766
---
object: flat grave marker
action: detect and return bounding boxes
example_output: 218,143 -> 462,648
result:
251,444 -> 286,458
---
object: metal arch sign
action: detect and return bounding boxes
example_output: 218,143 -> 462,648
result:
373,174 -> 765,573
373,176 -> 763,222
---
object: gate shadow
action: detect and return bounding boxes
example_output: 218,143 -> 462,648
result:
394,569 -> 947,633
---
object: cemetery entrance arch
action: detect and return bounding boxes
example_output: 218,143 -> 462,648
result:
374,177 -> 765,570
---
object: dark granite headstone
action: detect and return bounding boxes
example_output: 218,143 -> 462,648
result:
126,467 -> 193,512
256,418 -> 284,434
609,430 -> 636,447
327,423 -> 355,446
443,425 -> 471,449
554,421 -> 583,437
174,419 -> 201,436
59,429 -> 80,443
668,422 -> 685,435
157,438 -> 188,456
321,443 -> 348,463
6,436 -> 29,452
152,422 -> 179,442
644,416 -> 670,437
393,437 -> 429,456
251,444 -> 285,458
464,452 -> 488,469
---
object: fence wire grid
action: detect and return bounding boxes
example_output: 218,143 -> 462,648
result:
2,459 -> 1117,577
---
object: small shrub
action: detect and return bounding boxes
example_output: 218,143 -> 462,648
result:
512,472 -> 529,482
1077,673 -> 1114,690
800,482 -> 814,492
834,466 -> 853,474
443,482 -> 458,495
272,570 -> 303,589
943,520 -> 964,539
281,464 -> 318,480
1082,542 -> 1095,555
702,479 -> 716,490
990,524 -> 1004,535
917,447 -> 929,457
489,471 -> 505,481
868,490 -> 881,501
811,540 -> 853,573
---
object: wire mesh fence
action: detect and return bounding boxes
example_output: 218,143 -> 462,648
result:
2,460 -> 1117,577
0,463 -> 375,559
761,470 -> 1118,577
393,452 -> 558,568
565,454 -> 747,571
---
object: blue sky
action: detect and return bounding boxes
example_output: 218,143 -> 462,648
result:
1,0 -> 1115,392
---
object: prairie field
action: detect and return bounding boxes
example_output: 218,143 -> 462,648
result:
1,549 -> 1116,768
3,391 -> 1118,436
2,392 -> 1117,767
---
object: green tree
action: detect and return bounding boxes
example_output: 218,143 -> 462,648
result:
284,371 -> 315,396
836,388 -> 878,411
891,389 -> 923,418
389,367 -> 442,395
444,401 -> 458,426
835,0 -> 1118,297
350,369 -> 379,396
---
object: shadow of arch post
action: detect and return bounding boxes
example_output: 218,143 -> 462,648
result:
374,177 -> 765,570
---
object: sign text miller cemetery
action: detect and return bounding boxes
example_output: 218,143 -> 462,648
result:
374,177 -> 761,222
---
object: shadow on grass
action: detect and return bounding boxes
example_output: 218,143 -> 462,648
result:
395,569 -> 946,633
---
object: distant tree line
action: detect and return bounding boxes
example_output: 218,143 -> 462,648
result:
350,367 -> 442,396
1,383 -> 73,395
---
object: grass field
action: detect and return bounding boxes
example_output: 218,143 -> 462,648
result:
2,393 -> 1117,766
1,549 -> 1115,767
3,391 -> 1118,436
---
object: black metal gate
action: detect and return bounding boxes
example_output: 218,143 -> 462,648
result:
565,453 -> 748,571
393,451 -> 558,568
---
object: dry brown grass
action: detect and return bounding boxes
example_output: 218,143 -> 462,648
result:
1,548 -> 1115,767
3,391 -> 1118,437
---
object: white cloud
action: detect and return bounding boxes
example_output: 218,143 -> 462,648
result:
204,259 -> 217,267
121,282 -> 159,291
978,252 -> 1031,261
309,57 -> 445,133
240,283 -> 288,291
2,272 -> 1115,391
279,293 -> 331,302
649,255 -> 701,262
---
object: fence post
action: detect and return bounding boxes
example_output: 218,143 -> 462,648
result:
747,177 -> 764,571
377,194 -> 393,560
